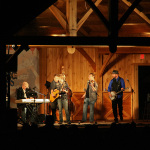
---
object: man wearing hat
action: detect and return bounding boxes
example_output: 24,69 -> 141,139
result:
108,70 -> 125,123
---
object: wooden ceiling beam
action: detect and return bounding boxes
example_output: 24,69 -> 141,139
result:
49,2 -> 89,36
99,53 -> 114,77
85,0 -> 109,30
77,0 -> 102,31
109,0 -> 118,53
2,36 -> 150,46
76,47 -> 96,72
98,46 -> 150,54
122,0 -> 150,24
49,5 -> 67,31
118,0 -> 142,29
66,0 -> 77,36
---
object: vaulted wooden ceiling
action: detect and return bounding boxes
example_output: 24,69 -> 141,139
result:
15,0 -> 150,37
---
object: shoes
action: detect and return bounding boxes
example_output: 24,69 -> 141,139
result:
58,121 -> 62,124
120,116 -> 123,121
114,116 -> 123,123
114,118 -> 118,123
67,121 -> 71,125
90,121 -> 95,124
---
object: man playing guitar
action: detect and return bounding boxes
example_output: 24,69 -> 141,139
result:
50,74 -> 61,122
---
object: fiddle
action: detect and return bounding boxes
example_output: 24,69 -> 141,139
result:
89,80 -> 94,84
89,80 -> 96,91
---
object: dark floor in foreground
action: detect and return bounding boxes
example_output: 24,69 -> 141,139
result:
1,120 -> 150,149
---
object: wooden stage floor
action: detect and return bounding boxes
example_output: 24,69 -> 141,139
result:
17,120 -> 150,129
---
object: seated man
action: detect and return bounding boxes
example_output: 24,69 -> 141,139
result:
16,82 -> 37,124
17,82 -> 31,100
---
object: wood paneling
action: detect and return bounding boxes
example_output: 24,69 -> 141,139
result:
102,92 -> 132,120
71,92 -> 85,121
103,54 -> 133,91
39,47 -> 150,120
46,47 -> 95,92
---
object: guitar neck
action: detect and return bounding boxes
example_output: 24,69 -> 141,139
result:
116,90 -> 123,95
116,88 -> 128,95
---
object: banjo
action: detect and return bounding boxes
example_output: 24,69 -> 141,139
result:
109,88 -> 128,101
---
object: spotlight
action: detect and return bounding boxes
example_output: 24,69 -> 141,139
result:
12,44 -> 18,51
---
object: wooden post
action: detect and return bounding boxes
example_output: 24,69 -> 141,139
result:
66,0 -> 77,36
0,43 -> 6,125
39,48 -> 47,114
109,0 -> 118,53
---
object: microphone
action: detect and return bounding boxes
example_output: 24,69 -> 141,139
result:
25,88 -> 30,93
32,86 -> 36,90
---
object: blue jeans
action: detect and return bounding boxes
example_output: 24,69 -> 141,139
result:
82,98 -> 96,122
57,97 -> 70,122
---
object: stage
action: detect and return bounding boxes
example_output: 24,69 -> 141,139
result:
17,120 -> 150,129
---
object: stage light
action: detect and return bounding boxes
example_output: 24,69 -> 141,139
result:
12,44 -> 18,51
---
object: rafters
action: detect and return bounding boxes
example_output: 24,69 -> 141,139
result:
118,0 -> 142,29
49,5 -> 67,31
85,0 -> 109,30
122,0 -> 150,25
76,48 -> 96,72
77,0 -> 103,31
49,3 -> 89,36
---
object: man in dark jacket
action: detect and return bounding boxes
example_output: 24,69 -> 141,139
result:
16,82 -> 36,123
108,70 -> 125,123
17,82 -> 31,100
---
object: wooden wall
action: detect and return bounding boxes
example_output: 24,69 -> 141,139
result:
39,46 -> 150,121
46,47 -> 96,91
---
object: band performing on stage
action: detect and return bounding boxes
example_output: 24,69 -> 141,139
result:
16,70 -> 126,125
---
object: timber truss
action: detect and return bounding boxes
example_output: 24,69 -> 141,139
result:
1,0 -> 150,51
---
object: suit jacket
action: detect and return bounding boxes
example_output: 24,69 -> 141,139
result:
85,80 -> 98,101
16,87 -> 31,100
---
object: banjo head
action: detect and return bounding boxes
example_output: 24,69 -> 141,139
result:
111,91 -> 116,96
110,91 -> 117,101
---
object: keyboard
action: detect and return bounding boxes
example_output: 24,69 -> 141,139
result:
15,99 -> 50,104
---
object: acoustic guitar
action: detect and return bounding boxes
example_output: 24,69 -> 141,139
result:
50,89 -> 60,102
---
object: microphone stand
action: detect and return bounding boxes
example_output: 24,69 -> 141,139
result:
127,79 -> 135,124
34,90 -> 47,120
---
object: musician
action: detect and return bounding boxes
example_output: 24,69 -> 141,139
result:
50,74 -> 61,122
57,74 -> 71,124
16,82 -> 33,123
108,70 -> 125,123
17,82 -> 30,99
81,73 -> 98,123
